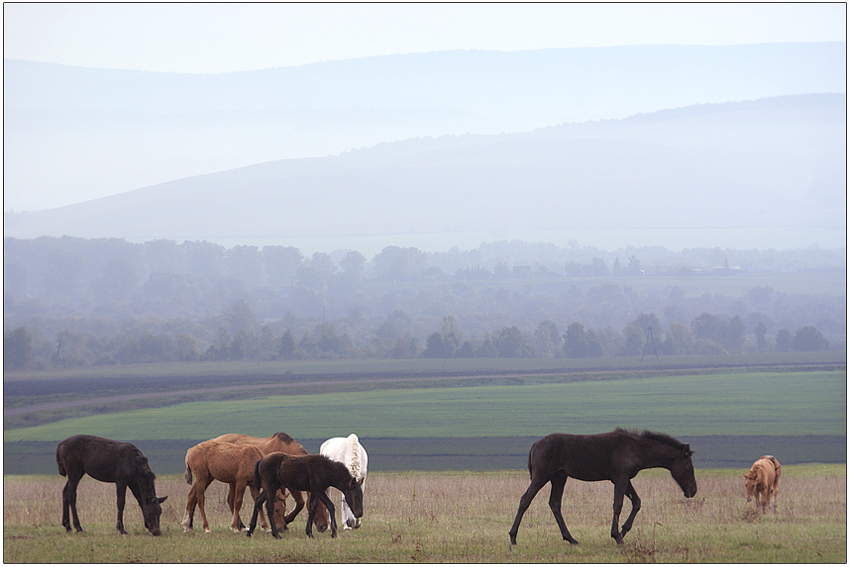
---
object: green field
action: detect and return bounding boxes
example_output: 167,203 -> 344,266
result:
4,360 -> 845,475
5,370 -> 844,441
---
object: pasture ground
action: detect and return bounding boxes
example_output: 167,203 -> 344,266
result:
4,465 -> 845,563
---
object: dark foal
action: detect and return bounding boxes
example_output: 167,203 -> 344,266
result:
509,428 -> 697,546
56,434 -> 167,535
246,452 -> 363,539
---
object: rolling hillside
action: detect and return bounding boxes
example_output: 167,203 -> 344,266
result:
4,94 -> 845,252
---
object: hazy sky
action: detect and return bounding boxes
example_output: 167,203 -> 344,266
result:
4,3 -> 846,73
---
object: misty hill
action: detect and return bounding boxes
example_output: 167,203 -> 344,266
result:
4,93 -> 845,252
4,42 -> 846,213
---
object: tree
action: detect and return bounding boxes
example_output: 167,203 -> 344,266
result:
423,332 -> 450,358
263,245 -> 303,289
279,329 -> 299,360
223,299 -> 259,335
533,320 -> 561,357
626,255 -> 643,275
612,257 -> 622,276
620,322 -> 644,356
691,312 -> 724,344
632,313 -> 662,343
226,245 -> 264,287
792,326 -> 828,352
754,321 -> 768,352
725,315 -> 746,354
53,330 -> 87,368
563,322 -> 588,358
258,326 -> 278,361
175,333 -> 200,362
585,329 -> 604,357
494,326 -> 535,358
775,329 -> 792,353
4,327 -> 32,370
90,256 -> 138,301
663,322 -> 694,355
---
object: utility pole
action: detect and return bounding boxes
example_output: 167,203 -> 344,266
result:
642,325 -> 659,361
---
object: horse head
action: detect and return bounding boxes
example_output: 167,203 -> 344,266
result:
670,445 -> 697,498
142,495 -> 168,536
743,471 -> 758,501
342,477 -> 365,520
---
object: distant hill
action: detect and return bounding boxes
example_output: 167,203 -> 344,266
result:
4,94 -> 845,252
4,42 -> 846,215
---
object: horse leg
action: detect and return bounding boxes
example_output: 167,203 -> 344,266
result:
266,485 -> 283,539
247,484 -> 270,531
245,489 -> 266,537
315,489 -> 338,538
225,482 -> 237,525
231,481 -> 248,533
62,472 -> 84,533
182,482 -> 198,533
619,481 -> 642,539
196,478 -> 213,533
284,490 -> 304,526
547,472 -> 578,544
610,480 -> 628,544
508,475 -> 548,545
115,481 -> 129,535
340,490 -> 355,529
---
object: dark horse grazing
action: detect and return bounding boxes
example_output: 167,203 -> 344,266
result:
509,428 -> 697,546
246,452 -> 364,539
56,434 -> 168,536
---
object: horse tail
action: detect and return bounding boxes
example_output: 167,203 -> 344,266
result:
526,444 -> 534,479
253,457 -> 263,492
56,447 -> 66,477
184,453 -> 193,485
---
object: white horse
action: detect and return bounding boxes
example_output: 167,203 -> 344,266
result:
320,434 -> 368,529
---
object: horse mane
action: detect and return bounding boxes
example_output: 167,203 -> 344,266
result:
345,434 -> 363,481
615,428 -> 688,451
134,451 -> 157,490
271,432 -> 295,444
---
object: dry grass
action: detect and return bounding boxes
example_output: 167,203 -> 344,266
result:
4,466 -> 846,563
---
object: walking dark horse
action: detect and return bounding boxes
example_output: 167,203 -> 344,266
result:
509,428 -> 697,546
56,434 -> 168,535
246,452 -> 364,539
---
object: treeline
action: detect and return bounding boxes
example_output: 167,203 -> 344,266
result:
3,236 -> 844,371
2,309 -> 833,371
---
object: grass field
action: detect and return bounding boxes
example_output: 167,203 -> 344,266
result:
5,370 -> 845,442
3,465 -> 845,563
5,364 -> 845,475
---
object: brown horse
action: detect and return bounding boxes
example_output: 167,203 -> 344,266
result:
182,440 -> 266,533
246,452 -> 364,539
744,455 -> 781,512
212,432 -> 329,532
